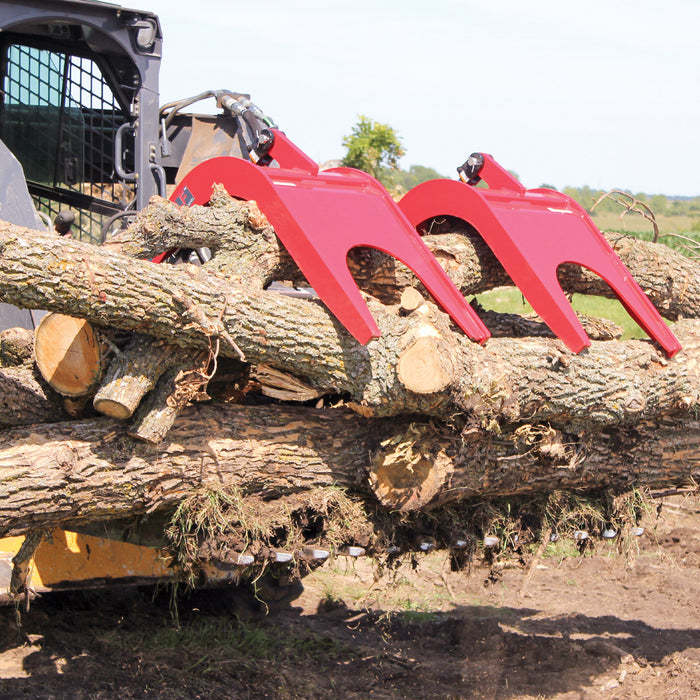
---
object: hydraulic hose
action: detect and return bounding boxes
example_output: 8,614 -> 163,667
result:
159,90 -> 277,160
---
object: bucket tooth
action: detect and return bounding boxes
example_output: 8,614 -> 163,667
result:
303,547 -> 330,562
272,551 -> 294,564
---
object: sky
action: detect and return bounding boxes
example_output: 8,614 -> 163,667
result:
136,0 -> 699,196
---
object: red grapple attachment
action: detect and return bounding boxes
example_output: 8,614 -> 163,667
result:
170,130 -> 490,345
399,153 -> 681,358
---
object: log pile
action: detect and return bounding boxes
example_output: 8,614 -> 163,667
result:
2,186 -> 700,563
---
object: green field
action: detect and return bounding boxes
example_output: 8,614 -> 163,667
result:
475,188 -> 699,338
590,210 -> 697,239
477,287 -> 649,339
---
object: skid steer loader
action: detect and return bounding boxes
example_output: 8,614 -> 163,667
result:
0,0 -> 293,600
0,0 -> 680,601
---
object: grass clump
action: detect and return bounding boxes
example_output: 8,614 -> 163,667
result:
165,486 -> 275,586
164,485 -> 375,589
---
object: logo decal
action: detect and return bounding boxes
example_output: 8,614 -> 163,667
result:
174,186 -> 195,206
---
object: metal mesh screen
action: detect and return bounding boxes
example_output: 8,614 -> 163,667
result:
1,43 -> 134,243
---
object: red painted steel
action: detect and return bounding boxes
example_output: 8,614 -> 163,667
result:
399,155 -> 681,357
170,131 -> 490,345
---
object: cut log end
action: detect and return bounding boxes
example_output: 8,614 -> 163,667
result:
93,397 -> 133,420
400,287 -> 425,313
397,336 -> 452,394
369,427 -> 454,511
34,313 -> 103,397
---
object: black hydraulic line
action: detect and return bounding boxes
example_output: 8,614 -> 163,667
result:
158,90 -> 278,164
53,54 -> 71,188
159,90 -> 218,130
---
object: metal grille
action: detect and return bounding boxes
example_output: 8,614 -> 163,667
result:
1,43 -> 134,243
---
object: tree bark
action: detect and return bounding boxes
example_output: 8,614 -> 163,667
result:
1,404 -> 699,537
106,196 -> 700,319
0,364 -> 69,427
93,334 -> 192,419
0,327 -> 34,366
126,353 -> 210,443
1,217 -> 699,430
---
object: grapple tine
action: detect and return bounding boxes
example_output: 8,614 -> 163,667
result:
399,158 -> 681,358
170,132 -> 490,346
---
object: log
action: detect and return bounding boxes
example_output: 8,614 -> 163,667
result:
1,404 -> 700,536
469,300 -> 623,341
0,327 -> 34,366
34,313 -> 103,397
93,334 -> 192,419
106,196 -> 700,319
1,218 -> 700,429
126,352 -> 210,443
104,188 -> 293,285
0,364 -> 69,427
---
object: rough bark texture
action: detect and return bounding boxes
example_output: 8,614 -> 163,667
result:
0,327 -> 34,366
104,189 -> 292,285
1,404 -> 699,536
106,196 -> 700,319
1,218 -> 698,430
126,353 -> 210,443
0,364 -> 69,427
93,334 -> 191,419
470,300 -> 623,341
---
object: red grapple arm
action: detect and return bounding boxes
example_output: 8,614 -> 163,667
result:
170,131 -> 490,346
399,153 -> 680,358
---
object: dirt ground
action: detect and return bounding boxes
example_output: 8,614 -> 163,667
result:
2,494 -> 700,699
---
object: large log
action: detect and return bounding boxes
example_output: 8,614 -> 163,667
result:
0,218 -> 699,429
106,194 -> 700,318
0,404 -> 699,537
0,364 -> 69,427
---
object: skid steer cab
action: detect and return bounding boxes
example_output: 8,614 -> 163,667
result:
0,0 -> 273,248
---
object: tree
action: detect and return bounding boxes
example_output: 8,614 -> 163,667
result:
342,116 -> 405,186
393,165 -> 447,193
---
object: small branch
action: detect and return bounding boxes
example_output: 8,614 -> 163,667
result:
10,530 -> 46,606
127,352 -> 210,443
591,189 -> 659,242
94,335 -> 191,419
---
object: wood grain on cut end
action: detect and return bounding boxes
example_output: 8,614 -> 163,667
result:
399,287 -> 425,313
397,336 -> 451,394
93,397 -> 133,420
369,426 -> 454,510
34,313 -> 102,397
